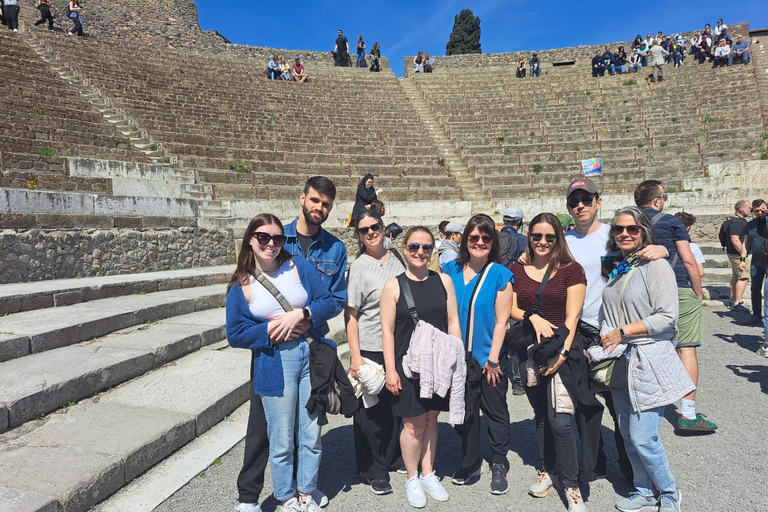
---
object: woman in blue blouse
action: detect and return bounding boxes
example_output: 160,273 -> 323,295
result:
443,214 -> 513,495
226,214 -> 338,512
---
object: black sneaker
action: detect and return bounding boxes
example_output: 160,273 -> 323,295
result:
490,463 -> 509,495
451,463 -> 482,485
368,478 -> 393,495
512,382 -> 525,395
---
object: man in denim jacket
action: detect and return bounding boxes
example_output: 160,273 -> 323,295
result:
236,175 -> 347,512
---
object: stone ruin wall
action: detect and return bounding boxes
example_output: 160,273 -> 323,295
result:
404,22 -> 750,75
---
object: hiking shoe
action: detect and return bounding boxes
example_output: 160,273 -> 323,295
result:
310,490 -> 328,508
451,463 -> 482,485
300,495 -> 322,512
278,498 -> 302,512
732,302 -> 751,314
490,463 -> 509,494
677,413 -> 718,432
234,503 -> 262,512
528,470 -> 558,497
368,478 -> 393,495
405,476 -> 427,508
615,492 -> 659,512
758,344 -> 768,358
512,382 -> 526,395
658,490 -> 682,512
565,486 -> 586,512
419,471 -> 449,501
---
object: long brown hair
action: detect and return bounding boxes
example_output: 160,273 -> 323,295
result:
524,213 -> 576,271
227,214 -> 292,293
456,213 -> 500,265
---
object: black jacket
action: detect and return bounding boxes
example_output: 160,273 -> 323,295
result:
306,341 -> 358,425
352,184 -> 377,218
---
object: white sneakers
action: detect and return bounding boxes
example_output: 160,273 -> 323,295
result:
234,503 -> 262,512
419,471 -> 449,502
405,476 -> 427,508
406,471 -> 450,507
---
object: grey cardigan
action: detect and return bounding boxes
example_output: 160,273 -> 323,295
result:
600,259 -> 695,412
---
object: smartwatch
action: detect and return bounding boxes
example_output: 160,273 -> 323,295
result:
560,348 -> 569,358
740,257 -> 746,262
302,307 -> 311,320
619,326 -> 627,339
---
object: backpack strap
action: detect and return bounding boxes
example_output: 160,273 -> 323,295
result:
250,266 -> 314,344
464,262 -> 492,353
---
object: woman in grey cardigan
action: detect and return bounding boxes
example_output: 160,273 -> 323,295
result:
599,206 -> 694,512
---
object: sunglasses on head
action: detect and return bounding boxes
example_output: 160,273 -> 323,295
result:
567,195 -> 596,209
611,224 -> 641,236
530,233 -> 557,243
252,232 -> 287,247
406,243 -> 434,254
358,223 -> 382,236
468,234 -> 492,244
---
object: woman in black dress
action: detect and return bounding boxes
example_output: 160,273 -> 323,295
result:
352,173 -> 382,219
381,226 -> 462,508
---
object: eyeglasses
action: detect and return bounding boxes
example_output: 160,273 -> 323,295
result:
406,243 -> 434,254
611,224 -> 641,236
358,223 -> 382,236
567,195 -> 596,209
468,234 -> 492,244
658,194 -> 669,201
252,232 -> 287,247
530,233 -> 557,243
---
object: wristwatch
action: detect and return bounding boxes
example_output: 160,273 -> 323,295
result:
302,307 -> 311,320
560,348 -> 569,358
619,326 -> 627,339
740,257 -> 746,262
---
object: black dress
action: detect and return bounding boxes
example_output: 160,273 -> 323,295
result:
392,272 -> 450,418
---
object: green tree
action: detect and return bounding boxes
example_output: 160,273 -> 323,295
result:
446,9 -> 481,55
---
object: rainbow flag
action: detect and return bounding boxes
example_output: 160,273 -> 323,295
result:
581,158 -> 602,177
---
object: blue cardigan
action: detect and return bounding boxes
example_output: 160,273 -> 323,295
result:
226,257 -> 338,396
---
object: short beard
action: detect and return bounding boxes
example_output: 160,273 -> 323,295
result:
302,204 -> 327,227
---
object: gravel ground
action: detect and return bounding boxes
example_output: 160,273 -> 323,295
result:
154,304 -> 768,512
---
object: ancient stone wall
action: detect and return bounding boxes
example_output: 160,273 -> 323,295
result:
404,22 -> 750,75
0,227 -> 234,284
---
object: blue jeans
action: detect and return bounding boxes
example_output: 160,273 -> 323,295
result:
356,50 -> 366,67
261,339 -> 321,501
612,388 -> 677,497
530,64 -> 541,77
729,50 -> 751,65
752,259 -> 767,319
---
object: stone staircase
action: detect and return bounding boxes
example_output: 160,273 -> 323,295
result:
0,266 -> 254,512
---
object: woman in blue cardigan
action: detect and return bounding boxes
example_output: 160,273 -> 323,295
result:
227,214 -> 337,512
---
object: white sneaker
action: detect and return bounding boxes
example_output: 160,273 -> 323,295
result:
418,471 -> 449,501
565,486 -> 587,512
279,498 -> 302,512
234,503 -> 262,512
310,489 -> 328,508
405,476 -> 427,508
301,494 -> 322,512
758,344 -> 768,358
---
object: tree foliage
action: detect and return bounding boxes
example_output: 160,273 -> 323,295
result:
446,9 -> 481,55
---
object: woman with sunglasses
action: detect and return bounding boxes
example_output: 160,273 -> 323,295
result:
381,226 -> 462,508
346,211 -> 406,496
226,214 -> 338,512
600,207 -> 691,512
442,214 -> 513,495
510,213 -> 588,512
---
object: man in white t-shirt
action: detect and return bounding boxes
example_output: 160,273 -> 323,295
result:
564,178 -> 668,484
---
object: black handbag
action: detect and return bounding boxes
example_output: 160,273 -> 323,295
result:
504,268 -> 552,352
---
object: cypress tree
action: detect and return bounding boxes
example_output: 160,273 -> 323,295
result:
446,9 -> 482,55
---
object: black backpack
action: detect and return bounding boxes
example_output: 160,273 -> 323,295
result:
718,219 -> 731,249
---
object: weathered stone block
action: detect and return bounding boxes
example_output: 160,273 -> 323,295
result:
157,279 -> 182,291
142,216 -> 171,228
0,214 -> 36,229
133,282 -> 158,295
0,407 -> 8,435
20,295 -> 52,311
53,290 -> 84,307
114,216 -> 143,228
0,298 -> 22,316
0,486 -> 59,512
0,334 -> 30,361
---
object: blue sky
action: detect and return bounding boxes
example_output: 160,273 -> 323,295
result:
196,1 -> 766,76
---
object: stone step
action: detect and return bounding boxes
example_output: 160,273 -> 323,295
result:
0,345 -> 250,512
0,264 -> 233,316
0,284 -> 226,362
0,308 -> 226,432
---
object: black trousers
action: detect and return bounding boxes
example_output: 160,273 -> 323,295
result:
237,351 -> 270,503
525,373 -> 579,488
456,355 -> 510,468
69,14 -> 82,36
4,5 -> 19,30
34,5 -> 53,29
353,350 -> 402,481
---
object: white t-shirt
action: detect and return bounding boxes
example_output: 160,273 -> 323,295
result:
690,242 -> 705,265
248,261 -> 308,320
565,223 -> 611,329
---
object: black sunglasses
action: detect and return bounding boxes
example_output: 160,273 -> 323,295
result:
252,232 -> 287,247
531,233 -> 557,243
358,223 -> 382,236
406,243 -> 434,254
567,195 -> 596,209
468,234 -> 493,244
611,224 -> 641,236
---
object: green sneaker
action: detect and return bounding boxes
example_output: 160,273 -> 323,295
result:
677,413 -> 717,432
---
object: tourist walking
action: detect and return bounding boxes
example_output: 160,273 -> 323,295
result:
599,206 -> 693,512
31,0 -> 54,30
67,0 -> 84,36
443,214 -> 513,495
226,214 -> 339,512
346,210 -> 406,496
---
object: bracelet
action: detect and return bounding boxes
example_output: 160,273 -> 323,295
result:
486,359 -> 500,368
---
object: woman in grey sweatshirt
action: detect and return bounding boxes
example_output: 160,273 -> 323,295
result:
599,206 -> 693,512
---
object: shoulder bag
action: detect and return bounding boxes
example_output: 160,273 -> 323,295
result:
504,267 -> 552,352
588,269 -> 632,391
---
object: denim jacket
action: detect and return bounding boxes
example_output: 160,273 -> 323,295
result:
283,219 -> 347,333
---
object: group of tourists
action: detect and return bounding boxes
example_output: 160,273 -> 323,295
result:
2,0 -> 85,36
265,55 -> 310,82
226,172 -> 730,512
333,29 -> 381,72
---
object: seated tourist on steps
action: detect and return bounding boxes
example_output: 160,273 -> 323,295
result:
292,57 -> 309,82
729,34 -> 751,65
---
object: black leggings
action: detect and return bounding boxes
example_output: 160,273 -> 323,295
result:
34,5 -> 54,29
69,14 -> 83,36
